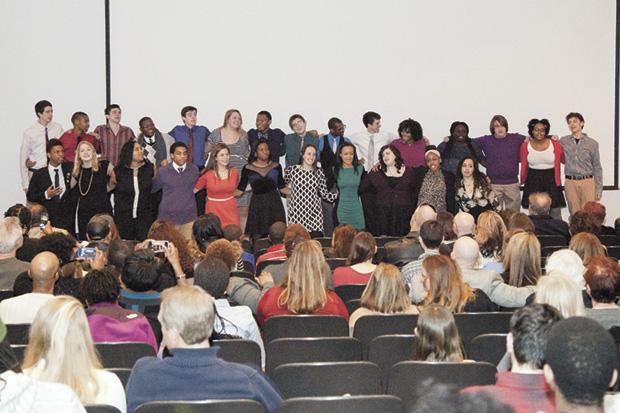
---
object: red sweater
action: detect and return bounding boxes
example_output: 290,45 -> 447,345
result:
332,266 -> 373,288
256,286 -> 349,327
519,139 -> 564,186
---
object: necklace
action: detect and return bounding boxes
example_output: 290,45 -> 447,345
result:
78,167 -> 94,196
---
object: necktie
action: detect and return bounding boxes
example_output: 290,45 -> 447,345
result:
178,166 -> 184,174
332,137 -> 338,153
368,135 -> 375,168
45,127 -> 49,146
53,168 -> 60,198
187,128 -> 194,163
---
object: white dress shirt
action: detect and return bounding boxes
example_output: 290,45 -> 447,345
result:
349,129 -> 397,171
20,121 -> 63,190
45,163 -> 67,199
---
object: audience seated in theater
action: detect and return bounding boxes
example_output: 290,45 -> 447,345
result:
465,304 -> 562,413
411,382 -> 514,413
419,255 -> 496,312
569,232 -> 606,266
544,317 -> 618,413
414,304 -> 467,362
223,224 -> 255,271
325,224 -> 357,259
501,231 -> 541,288
23,296 -> 126,412
384,204 -> 436,267
348,263 -> 418,331
333,231 -> 377,288
147,219 -> 196,277
583,201 -> 617,236
452,237 -> 535,308
193,257 -> 264,361
0,318 -> 86,413
544,248 -> 590,308
106,239 -> 135,274
0,217 -> 29,290
534,272 -> 586,317
583,256 -> 620,329
402,220 -> 444,296
83,268 -> 158,352
188,213 -> 224,258
453,211 -> 476,238
262,224 -> 311,285
121,249 -> 176,296
436,211 -> 457,251
0,252 -> 58,324
256,240 -> 348,326
254,221 -> 286,268
474,211 -> 507,273
125,286 -> 282,413
569,210 -> 599,236
527,192 -> 570,242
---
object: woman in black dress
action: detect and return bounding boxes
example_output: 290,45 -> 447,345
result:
234,139 -> 287,239
70,141 -> 114,240
112,140 -> 155,241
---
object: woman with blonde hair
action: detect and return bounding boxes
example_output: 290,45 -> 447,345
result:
475,211 -> 507,272
534,272 -> 586,318
256,240 -> 348,326
502,231 -> 541,287
348,263 -> 417,330
414,304 -> 465,362
23,296 -> 126,412
569,232 -> 606,266
70,140 -> 115,240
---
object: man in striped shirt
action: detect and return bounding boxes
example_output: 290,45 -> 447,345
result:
94,103 -> 135,166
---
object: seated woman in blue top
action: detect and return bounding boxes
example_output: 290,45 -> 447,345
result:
454,156 -> 499,221
437,121 -> 484,175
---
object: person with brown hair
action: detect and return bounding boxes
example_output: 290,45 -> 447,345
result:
256,240 -> 348,326
583,256 -> 620,328
325,224 -> 358,258
414,304 -> 465,362
333,231 -> 377,287
348,263 -> 418,331
475,211 -> 507,272
147,219 -> 196,277
569,210 -> 599,236
569,232 -> 606,266
583,201 -> 616,235
502,231 -> 541,287
507,212 -> 535,233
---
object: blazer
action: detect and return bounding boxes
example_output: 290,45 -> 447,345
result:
26,163 -> 75,232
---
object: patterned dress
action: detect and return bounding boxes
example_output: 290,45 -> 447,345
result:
284,165 -> 337,234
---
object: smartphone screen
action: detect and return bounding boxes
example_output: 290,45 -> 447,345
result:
76,247 -> 97,260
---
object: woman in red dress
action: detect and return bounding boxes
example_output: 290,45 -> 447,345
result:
194,143 -> 240,227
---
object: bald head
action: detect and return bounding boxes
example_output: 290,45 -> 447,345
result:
528,192 -> 551,216
451,236 -> 480,269
410,205 -> 437,232
30,251 -> 59,293
453,212 -> 475,237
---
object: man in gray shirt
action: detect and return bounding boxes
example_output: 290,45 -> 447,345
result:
0,217 -> 29,290
559,112 -> 603,216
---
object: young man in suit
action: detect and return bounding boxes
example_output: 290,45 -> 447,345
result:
26,139 -> 75,234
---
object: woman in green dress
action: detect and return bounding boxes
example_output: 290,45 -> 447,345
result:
334,143 -> 366,229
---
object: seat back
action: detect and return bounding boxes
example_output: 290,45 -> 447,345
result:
607,246 -> 620,260
106,368 -> 132,389
468,334 -> 508,366
334,284 -> 367,303
352,314 -> 418,358
263,315 -> 349,345
345,299 -> 360,315
599,234 -> 620,246
214,339 -> 261,367
375,237 -> 401,247
119,290 -> 161,313
95,342 -> 156,368
6,323 -> 30,345
368,334 -> 416,386
10,344 -> 26,362
387,361 -> 497,410
135,399 -> 265,413
272,362 -> 382,398
256,259 -> 285,275
326,258 -> 347,271
454,312 -> 512,357
253,238 -> 271,253
0,289 -> 13,302
85,405 -> 122,413
230,271 -> 255,280
536,235 -> 568,248
276,395 -> 405,413
314,237 -> 333,247
266,337 -> 362,374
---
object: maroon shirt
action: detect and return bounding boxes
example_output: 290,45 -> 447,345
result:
94,123 -> 136,166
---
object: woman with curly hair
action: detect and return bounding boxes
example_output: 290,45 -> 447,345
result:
454,156 -> 499,220
147,219 -> 196,277
390,118 -> 428,168
204,239 -> 245,272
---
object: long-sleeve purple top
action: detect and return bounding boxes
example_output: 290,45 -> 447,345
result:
152,163 -> 199,225
475,133 -> 526,185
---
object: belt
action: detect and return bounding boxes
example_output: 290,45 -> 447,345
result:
207,196 -> 233,202
565,175 -> 593,180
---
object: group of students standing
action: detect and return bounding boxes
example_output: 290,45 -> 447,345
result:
20,101 -> 603,241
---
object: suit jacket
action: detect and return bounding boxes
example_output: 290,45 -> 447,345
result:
530,215 -> 570,242
26,163 -> 75,232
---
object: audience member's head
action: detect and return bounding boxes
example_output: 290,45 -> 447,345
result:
359,263 -> 411,314
204,239 -> 238,271
194,257 -> 230,299
502,231 -> 541,287
86,215 -> 111,242
419,220 -> 444,251
23,296 -> 103,404
268,221 -> 286,245
474,211 -> 506,258
39,232 -> 78,266
545,249 -> 585,287
107,239 -> 135,273
508,304 -> 562,371
544,317 -> 618,409
452,212 -> 475,237
283,224 -> 311,258
222,224 -> 243,243
91,213 -> 119,241
329,224 -> 357,258
191,214 -> 223,253
569,210 -> 598,235
582,201 -> 607,228
0,217 -> 24,256
411,205 -> 437,233
436,212 -> 457,242
422,255 -> 474,313
535,273 -> 586,317
569,232 -> 606,266
498,208 -> 517,229
122,249 -> 162,292
507,212 -> 535,233
411,382 -> 514,413
583,255 -> 620,304
158,286 -> 215,349
148,219 -> 194,273
29,251 -> 60,294
451,237 -> 479,270
528,192 -> 552,216
347,232 -> 376,265
414,304 -> 464,362
4,204 -> 31,235
82,267 -> 120,306
28,204 -> 48,231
